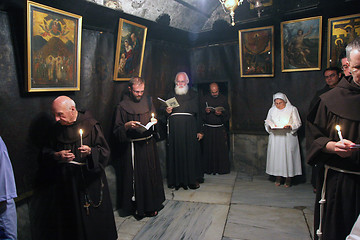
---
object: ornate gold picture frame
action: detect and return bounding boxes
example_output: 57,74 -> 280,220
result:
327,13 -> 360,67
26,1 -> 82,92
238,26 -> 274,77
281,16 -> 322,72
113,18 -> 147,81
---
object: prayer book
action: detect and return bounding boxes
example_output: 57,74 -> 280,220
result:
59,160 -> 85,165
206,102 -> 225,112
157,97 -> 180,108
135,121 -> 156,133
264,120 -> 284,129
350,144 -> 360,149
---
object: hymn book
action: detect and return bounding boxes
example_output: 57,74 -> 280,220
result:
157,97 -> 180,108
264,120 -> 285,129
205,102 -> 225,112
135,121 -> 156,133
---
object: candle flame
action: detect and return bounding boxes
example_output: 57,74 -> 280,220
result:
151,113 -> 155,118
79,129 -> 83,135
335,125 -> 341,131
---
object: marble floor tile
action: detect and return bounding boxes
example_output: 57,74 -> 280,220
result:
304,208 -> 315,239
133,200 -> 229,240
224,204 -> 312,240
193,182 -> 233,194
115,172 -> 314,240
203,172 -> 237,185
164,172 -> 236,205
163,183 -> 174,200
115,211 -> 150,240
231,176 -> 315,211
173,189 -> 232,205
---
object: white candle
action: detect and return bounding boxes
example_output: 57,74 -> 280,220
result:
151,113 -> 156,131
335,125 -> 344,144
151,113 -> 157,121
79,129 -> 83,146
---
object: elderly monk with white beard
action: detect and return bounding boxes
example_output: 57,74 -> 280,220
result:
163,72 -> 204,190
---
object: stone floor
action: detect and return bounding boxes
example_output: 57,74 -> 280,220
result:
114,172 -> 315,240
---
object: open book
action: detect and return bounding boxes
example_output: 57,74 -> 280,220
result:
206,102 -> 225,112
158,97 -> 180,108
264,120 -> 284,129
135,121 -> 156,133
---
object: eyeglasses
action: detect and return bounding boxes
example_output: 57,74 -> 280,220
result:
341,64 -> 349,70
274,102 -> 285,105
324,73 -> 336,79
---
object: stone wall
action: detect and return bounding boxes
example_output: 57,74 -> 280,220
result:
230,133 -> 311,183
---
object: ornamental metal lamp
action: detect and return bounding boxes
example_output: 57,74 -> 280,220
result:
218,0 -> 244,26
248,0 -> 264,17
219,0 -> 264,26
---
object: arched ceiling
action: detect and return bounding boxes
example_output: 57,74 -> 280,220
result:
88,0 -> 248,32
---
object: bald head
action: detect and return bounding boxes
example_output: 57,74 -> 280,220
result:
52,96 -> 78,125
53,96 -> 76,108
346,37 -> 360,85
209,83 -> 219,98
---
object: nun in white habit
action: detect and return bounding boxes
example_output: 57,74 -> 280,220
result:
264,92 -> 302,187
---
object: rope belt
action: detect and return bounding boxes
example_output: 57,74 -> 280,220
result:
130,134 -> 153,202
167,113 -> 193,135
317,164 -> 360,239
204,123 -> 224,128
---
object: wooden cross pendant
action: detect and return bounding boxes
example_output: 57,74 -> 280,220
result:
84,202 -> 90,215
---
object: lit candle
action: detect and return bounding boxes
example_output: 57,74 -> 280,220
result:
335,125 -> 344,144
151,113 -> 157,121
79,129 -> 83,146
151,113 -> 155,131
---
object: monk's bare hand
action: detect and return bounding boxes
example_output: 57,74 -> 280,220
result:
215,110 -> 222,115
56,150 -> 75,162
125,121 -> 141,130
150,118 -> 158,124
78,145 -> 92,156
326,139 -> 357,158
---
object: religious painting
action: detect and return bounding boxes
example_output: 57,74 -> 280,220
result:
327,14 -> 360,67
281,16 -> 322,72
238,26 -> 274,77
26,1 -> 82,92
113,18 -> 147,81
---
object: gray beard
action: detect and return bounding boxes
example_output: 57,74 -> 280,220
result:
175,85 -> 189,95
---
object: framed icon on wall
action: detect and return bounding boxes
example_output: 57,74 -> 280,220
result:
113,18 -> 147,81
281,16 -> 322,72
327,14 -> 360,67
238,26 -> 274,77
26,1 -> 82,92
